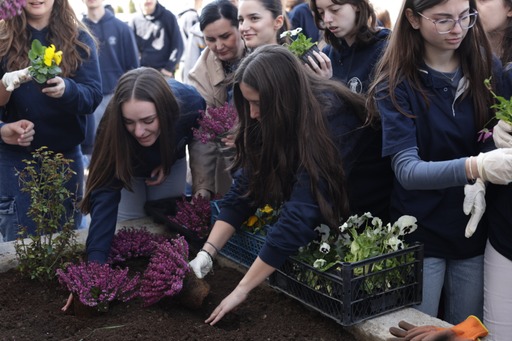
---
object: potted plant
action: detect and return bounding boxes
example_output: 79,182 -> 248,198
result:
281,28 -> 321,68
28,39 -> 62,88
56,261 -> 140,316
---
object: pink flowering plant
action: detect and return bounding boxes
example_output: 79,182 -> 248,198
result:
168,195 -> 212,239
56,262 -> 140,312
138,236 -> 190,306
108,227 -> 167,263
192,102 -> 237,144
0,0 -> 26,20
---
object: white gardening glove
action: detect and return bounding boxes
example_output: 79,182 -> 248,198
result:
463,178 -> 486,238
492,119 -> 512,148
189,250 -> 213,279
476,148 -> 512,184
1,67 -> 31,92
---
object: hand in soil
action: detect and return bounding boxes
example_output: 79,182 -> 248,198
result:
205,285 -> 247,325
61,293 -> 73,312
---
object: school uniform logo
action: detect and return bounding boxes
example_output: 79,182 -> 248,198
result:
347,77 -> 363,94
108,36 -> 117,46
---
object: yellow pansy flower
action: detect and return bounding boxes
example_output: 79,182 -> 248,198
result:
53,50 -> 63,66
43,44 -> 56,67
261,205 -> 273,214
246,216 -> 258,227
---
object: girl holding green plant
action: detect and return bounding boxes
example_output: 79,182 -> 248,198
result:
0,0 -> 102,241
367,0 -> 512,325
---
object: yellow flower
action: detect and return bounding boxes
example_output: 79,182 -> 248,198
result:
246,216 -> 258,227
43,44 -> 56,67
53,50 -> 63,66
261,205 -> 273,214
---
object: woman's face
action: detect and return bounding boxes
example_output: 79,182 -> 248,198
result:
408,0 -> 472,55
476,0 -> 512,34
122,99 -> 161,147
240,82 -> 261,121
24,0 -> 55,29
203,18 -> 244,63
314,0 -> 358,44
238,0 -> 284,48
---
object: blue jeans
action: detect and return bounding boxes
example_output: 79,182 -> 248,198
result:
0,145 -> 83,242
415,255 -> 484,324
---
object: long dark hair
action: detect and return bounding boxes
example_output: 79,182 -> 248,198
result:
81,67 -> 179,212
367,0 -> 494,129
231,45 -> 365,227
310,0 -> 380,50
239,0 -> 289,43
199,0 -> 239,31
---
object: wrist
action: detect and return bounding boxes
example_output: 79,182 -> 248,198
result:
0,122 -> 5,144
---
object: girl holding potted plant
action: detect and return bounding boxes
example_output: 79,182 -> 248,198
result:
367,0 -> 512,325
187,0 -> 248,199
298,0 -> 394,223
189,44 -> 366,325
0,0 -> 102,241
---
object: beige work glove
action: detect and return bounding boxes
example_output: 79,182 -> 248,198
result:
463,178 -> 486,238
493,119 -> 512,148
189,250 -> 213,279
2,67 -> 31,92
476,148 -> 512,185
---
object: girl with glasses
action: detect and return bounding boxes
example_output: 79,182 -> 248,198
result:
367,0 -> 512,325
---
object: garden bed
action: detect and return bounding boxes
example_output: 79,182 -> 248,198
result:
0,259 -> 357,340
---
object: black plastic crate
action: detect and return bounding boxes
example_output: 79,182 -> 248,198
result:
210,200 -> 266,268
268,243 -> 423,326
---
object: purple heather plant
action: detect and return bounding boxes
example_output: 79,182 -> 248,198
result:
0,0 -> 26,20
192,102 -> 237,144
139,236 -> 190,306
108,227 -> 167,263
56,262 -> 140,312
169,195 -> 212,239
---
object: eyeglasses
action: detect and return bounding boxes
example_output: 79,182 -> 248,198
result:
417,10 -> 478,34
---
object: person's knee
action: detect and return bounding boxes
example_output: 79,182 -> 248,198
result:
0,196 -> 20,242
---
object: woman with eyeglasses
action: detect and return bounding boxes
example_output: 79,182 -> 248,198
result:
367,0 -> 512,324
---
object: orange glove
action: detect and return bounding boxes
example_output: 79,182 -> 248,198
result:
388,316 -> 488,341
450,315 -> 488,340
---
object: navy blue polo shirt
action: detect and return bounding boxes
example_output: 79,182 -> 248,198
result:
377,65 -> 492,259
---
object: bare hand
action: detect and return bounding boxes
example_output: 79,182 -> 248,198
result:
61,293 -> 73,312
42,76 -> 65,98
305,50 -> 333,79
205,286 -> 248,325
146,165 -> 167,186
0,120 -> 35,146
220,134 -> 235,148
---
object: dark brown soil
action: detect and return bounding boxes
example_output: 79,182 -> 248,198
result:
0,261 -> 357,341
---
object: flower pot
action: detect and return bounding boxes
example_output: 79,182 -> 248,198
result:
32,78 -> 56,91
73,295 -> 108,318
300,45 -> 321,69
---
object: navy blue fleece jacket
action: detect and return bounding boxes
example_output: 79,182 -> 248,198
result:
0,26 -> 102,152
83,10 -> 139,95
129,2 -> 184,72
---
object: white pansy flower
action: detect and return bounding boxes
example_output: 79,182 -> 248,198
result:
279,27 -> 303,39
314,224 -> 330,242
395,215 -> 418,236
339,222 -> 348,233
386,236 -> 403,251
319,242 -> 330,254
372,217 -> 383,228
313,259 -> 327,269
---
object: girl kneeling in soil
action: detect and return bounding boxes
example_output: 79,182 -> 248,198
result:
189,44 -> 367,325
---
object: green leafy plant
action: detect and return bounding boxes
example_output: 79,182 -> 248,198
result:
28,39 -> 63,84
281,28 -> 317,57
14,147 -> 81,283
295,213 -> 418,293
484,78 -> 512,124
